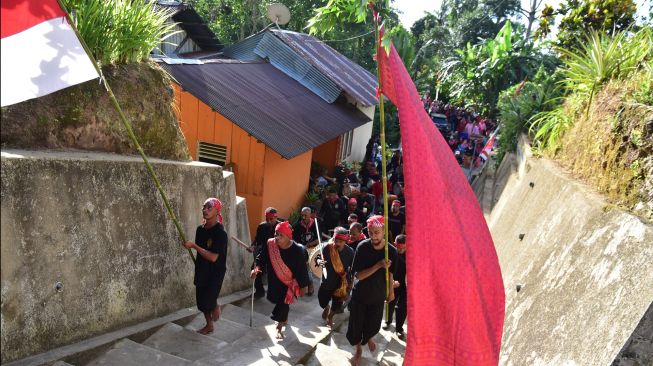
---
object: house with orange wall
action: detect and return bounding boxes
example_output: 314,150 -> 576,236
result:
152,3 -> 378,237
162,60 -> 374,237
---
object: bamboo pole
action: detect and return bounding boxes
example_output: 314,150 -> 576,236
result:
58,0 -> 195,263
372,5 -> 391,322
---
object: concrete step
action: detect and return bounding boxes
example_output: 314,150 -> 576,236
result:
142,323 -> 228,361
184,313 -> 251,343
378,336 -> 406,366
306,343 -> 377,366
220,303 -> 274,328
85,339 -> 191,366
304,326 -> 398,366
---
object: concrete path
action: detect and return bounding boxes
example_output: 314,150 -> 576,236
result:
40,277 -> 406,365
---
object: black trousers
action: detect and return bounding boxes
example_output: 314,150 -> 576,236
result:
386,285 -> 407,331
318,285 -> 344,312
271,302 -> 290,322
346,300 -> 384,346
196,277 -> 224,314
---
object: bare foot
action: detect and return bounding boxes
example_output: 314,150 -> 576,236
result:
322,305 -> 330,320
276,322 -> 285,339
211,305 -> 221,322
367,338 -> 377,353
350,345 -> 362,366
326,309 -> 334,328
197,325 -> 214,335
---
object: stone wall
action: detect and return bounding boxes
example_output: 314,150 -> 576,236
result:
0,150 -> 251,362
488,140 -> 653,365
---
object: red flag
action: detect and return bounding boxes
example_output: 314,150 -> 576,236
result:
1,0 -> 98,106
378,45 -> 505,364
479,131 -> 498,161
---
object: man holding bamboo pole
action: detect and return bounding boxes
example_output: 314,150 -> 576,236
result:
183,198 -> 228,335
346,215 -> 397,365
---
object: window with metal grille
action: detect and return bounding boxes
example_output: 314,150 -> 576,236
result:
198,141 -> 227,166
339,130 -> 354,161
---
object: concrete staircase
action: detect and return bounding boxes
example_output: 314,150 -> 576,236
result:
45,278 -> 405,366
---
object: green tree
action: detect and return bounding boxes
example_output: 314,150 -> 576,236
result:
442,21 -> 554,115
537,0 -> 637,50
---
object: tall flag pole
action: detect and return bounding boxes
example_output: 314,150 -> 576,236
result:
370,2 -> 391,319
1,0 -> 195,262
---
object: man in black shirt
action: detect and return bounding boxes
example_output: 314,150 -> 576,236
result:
319,187 -> 347,234
183,198 -> 228,335
252,221 -> 310,339
346,215 -> 397,366
343,197 -> 364,225
292,207 -> 321,295
387,200 -> 406,243
317,227 -> 354,328
356,186 -> 375,220
347,222 -> 367,250
250,207 -> 279,298
385,234 -> 407,338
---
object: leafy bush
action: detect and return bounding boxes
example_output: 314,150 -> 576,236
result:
495,66 -> 562,160
531,26 -> 652,151
62,0 -> 177,64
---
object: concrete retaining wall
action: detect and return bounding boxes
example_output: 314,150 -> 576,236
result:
488,140 -> 653,365
0,150 -> 252,362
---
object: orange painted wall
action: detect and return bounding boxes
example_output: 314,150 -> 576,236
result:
312,137 -> 340,174
172,83 -> 312,238
262,147 -> 313,222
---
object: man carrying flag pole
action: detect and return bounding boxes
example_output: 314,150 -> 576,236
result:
1,0 -> 195,261
309,1 -> 506,364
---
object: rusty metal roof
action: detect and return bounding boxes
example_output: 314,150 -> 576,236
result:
160,60 -> 371,159
270,29 -> 378,107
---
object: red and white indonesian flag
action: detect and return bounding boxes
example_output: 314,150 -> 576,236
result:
1,0 -> 98,107
479,131 -> 498,161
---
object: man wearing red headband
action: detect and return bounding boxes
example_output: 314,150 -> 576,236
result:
251,221 -> 310,339
250,207 -> 279,298
317,227 -> 354,328
346,215 -> 397,366
183,198 -> 228,335
385,234 -> 407,339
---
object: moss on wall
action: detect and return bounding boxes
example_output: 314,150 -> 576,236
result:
0,62 -> 190,161
552,72 -> 653,221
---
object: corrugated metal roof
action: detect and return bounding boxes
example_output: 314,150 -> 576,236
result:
160,60 -> 371,159
270,29 -> 378,107
223,31 -> 342,104
254,32 -> 342,103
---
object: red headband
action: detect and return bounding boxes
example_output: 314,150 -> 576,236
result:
367,215 -> 384,228
392,200 -> 401,207
334,233 -> 350,241
203,197 -> 223,224
265,212 -> 278,218
275,221 -> 292,238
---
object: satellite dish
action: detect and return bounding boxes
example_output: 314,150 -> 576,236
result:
267,3 -> 291,26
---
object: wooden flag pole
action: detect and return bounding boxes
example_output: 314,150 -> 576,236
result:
58,0 -> 194,263
372,4 -> 391,323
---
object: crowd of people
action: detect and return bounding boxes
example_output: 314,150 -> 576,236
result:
422,92 -> 498,178
181,94 -> 499,364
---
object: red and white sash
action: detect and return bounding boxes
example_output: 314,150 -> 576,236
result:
267,238 -> 301,304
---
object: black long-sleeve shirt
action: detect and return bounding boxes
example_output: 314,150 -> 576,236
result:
255,240 -> 311,304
